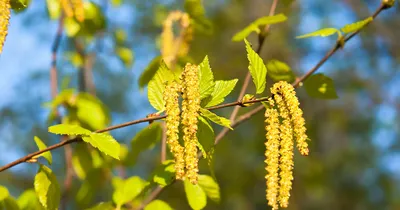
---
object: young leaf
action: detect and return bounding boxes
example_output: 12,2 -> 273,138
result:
0,196 -> 20,210
76,93 -> 111,131
85,202 -> 114,210
17,189 -> 43,210
198,56 -> 215,99
46,0 -> 61,19
340,17 -> 373,34
200,108 -> 232,130
116,46 -> 134,68
296,28 -> 341,39
139,56 -> 162,89
184,179 -> 207,210
144,200 -> 173,210
198,175 -> 220,203
152,160 -> 175,187
202,79 -> 238,107
266,59 -> 296,82
33,136 -> 52,165
126,122 -> 162,166
72,144 -> 93,180
304,73 -> 338,99
0,186 -> 9,201
34,164 -> 60,210
184,0 -> 213,34
112,176 -> 148,208
232,14 -> 287,41
245,39 -> 267,94
148,61 -> 175,111
10,0 -> 30,12
48,124 -> 91,136
82,133 -> 120,160
197,116 -> 214,155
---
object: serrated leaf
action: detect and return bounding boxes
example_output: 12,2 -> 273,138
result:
266,59 -> 296,82
198,175 -> 220,203
198,56 -> 215,99
184,179 -> 207,210
202,79 -> 238,107
45,0 -> 60,19
48,124 -> 91,136
304,73 -> 338,99
85,202 -> 114,210
76,93 -> 111,130
34,165 -> 60,210
72,144 -> 93,179
340,17 -> 373,34
200,108 -> 232,130
82,133 -> 120,160
0,196 -> 20,210
152,160 -> 175,187
144,200 -> 173,210
232,14 -> 287,41
296,28 -> 340,39
244,39 -> 267,94
139,56 -> 162,89
0,186 -> 9,201
113,176 -> 148,208
126,123 -> 162,166
17,189 -> 43,210
197,116 -> 214,155
33,136 -> 52,165
148,61 -> 175,111
116,46 -> 134,68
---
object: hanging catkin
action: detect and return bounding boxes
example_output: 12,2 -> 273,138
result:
0,0 -> 11,54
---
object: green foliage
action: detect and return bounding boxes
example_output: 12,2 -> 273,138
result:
202,79 -> 238,107
112,176 -> 148,208
75,93 -> 111,130
85,202 -> 114,210
197,116 -> 214,157
64,2 -> 106,37
148,61 -> 175,111
232,14 -> 287,41
199,108 -> 232,130
152,160 -> 175,187
144,200 -> 173,210
45,0 -> 60,19
0,197 -> 20,210
304,73 -> 338,99
0,186 -> 8,201
126,122 -> 162,166
33,136 -> 52,165
72,144 -> 94,179
198,56 -> 215,99
266,59 -> 296,82
184,0 -> 213,34
184,180 -> 207,210
82,133 -> 120,160
10,0 -> 30,12
116,46 -> 134,69
197,175 -> 220,203
17,189 -> 43,210
244,39 -> 267,94
48,124 -> 91,136
296,28 -> 341,39
34,164 -> 60,210
139,56 -> 162,89
340,17 -> 373,34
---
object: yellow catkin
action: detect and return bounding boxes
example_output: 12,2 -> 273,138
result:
163,81 -> 185,180
265,99 -> 280,210
272,81 -> 309,156
61,0 -> 74,18
274,94 -> 294,208
181,63 -> 200,184
0,0 -> 10,54
71,0 -> 85,22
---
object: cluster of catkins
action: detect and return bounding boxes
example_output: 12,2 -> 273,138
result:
163,63 -> 200,184
0,0 -> 10,54
265,81 -> 309,210
61,0 -> 85,22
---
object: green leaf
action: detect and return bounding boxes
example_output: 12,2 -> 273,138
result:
152,160 -> 175,187
126,123 -> 162,166
76,93 -> 111,130
184,180 -> 207,210
64,17 -> 81,37
266,59 -> 296,82
34,164 -> 60,210
148,61 -> 175,111
17,189 -> 43,210
197,116 -> 214,155
64,2 -> 106,37
340,17 -> 373,34
198,175 -> 220,203
200,108 -> 232,130
244,39 -> 267,94
113,176 -> 148,208
304,73 -> 338,99
232,14 -> 287,41
116,47 -> 134,68
85,202 -> 114,210
33,136 -> 52,165
139,56 -> 162,89
45,0 -> 60,19
296,28 -> 341,39
0,186 -> 9,201
72,144 -> 93,180
202,79 -> 238,107
82,133 -> 120,160
0,196 -> 20,210
10,0 -> 30,12
48,124 -> 91,136
144,200 -> 173,210
198,56 -> 215,99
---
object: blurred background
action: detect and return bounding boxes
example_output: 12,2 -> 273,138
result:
0,0 -> 399,209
